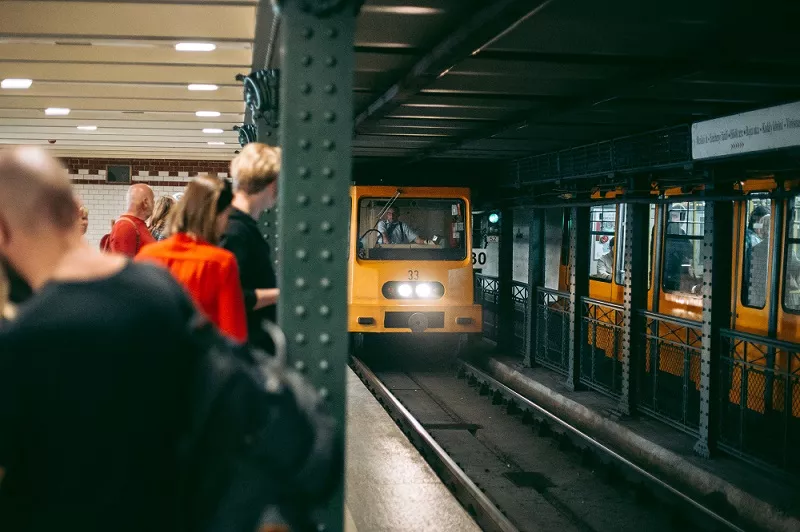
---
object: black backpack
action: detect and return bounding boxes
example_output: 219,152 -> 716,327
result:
177,316 -> 342,532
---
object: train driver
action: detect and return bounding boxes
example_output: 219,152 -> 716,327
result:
377,206 -> 426,245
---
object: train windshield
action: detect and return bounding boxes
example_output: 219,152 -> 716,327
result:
357,197 -> 467,261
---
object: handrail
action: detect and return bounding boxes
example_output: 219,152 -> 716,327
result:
640,310 -> 702,329
581,295 -> 624,312
536,286 -> 570,299
721,328 -> 800,354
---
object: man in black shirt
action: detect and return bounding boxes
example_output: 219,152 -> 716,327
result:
0,147 -> 198,532
220,143 -> 281,353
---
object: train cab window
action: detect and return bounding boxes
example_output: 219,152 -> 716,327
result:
589,205 -> 616,282
357,197 -> 467,261
662,201 -> 704,294
741,198 -> 772,309
783,196 -> 800,312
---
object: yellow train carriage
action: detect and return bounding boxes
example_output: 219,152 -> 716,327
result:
348,186 -> 482,337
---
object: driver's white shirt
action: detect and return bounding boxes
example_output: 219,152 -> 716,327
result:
377,220 -> 419,244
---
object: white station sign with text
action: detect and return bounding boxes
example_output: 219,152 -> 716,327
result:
692,100 -> 800,160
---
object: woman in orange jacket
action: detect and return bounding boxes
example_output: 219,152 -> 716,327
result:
136,176 -> 247,343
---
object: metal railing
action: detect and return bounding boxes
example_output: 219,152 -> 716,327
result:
718,329 -> 800,474
512,281 -> 529,358
580,297 -> 625,398
474,274 -> 499,343
535,287 -> 571,375
638,311 -> 703,434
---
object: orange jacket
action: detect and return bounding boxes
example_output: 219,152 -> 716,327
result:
136,233 -> 248,343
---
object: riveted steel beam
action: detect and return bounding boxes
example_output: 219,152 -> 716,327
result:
525,209 -> 545,366
354,0 -> 555,131
694,182 -> 733,458
497,207 -> 515,352
276,1 -> 361,530
567,206 -> 589,390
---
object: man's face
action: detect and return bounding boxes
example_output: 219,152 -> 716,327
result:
385,208 -> 397,222
143,189 -> 155,218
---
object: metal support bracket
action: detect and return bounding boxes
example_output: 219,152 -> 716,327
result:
567,207 -> 589,390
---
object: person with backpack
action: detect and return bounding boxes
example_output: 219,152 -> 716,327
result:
102,183 -> 155,256
0,147 -> 341,532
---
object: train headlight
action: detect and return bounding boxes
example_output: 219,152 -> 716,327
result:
397,283 -> 413,297
415,283 -> 432,298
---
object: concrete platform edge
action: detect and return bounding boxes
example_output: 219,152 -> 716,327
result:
483,356 -> 800,532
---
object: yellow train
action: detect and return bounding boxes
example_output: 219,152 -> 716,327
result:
551,178 -> 799,470
347,186 -> 482,350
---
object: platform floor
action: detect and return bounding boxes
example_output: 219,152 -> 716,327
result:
344,368 -> 480,532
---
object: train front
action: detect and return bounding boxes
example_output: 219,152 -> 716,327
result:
348,186 -> 482,344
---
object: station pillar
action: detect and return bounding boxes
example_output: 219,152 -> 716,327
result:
695,182 -> 734,457
567,207 -> 589,390
498,207 -> 515,352
276,1 -> 362,530
525,209 -> 545,367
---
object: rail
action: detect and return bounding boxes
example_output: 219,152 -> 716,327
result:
535,287 -> 571,375
718,329 -> 800,474
350,356 -> 519,532
638,311 -> 703,434
459,361 -> 744,532
580,297 -> 625,398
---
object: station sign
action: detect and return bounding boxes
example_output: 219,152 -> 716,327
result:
471,249 -> 488,268
692,100 -> 800,160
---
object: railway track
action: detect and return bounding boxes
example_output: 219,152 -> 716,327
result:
351,353 -> 748,532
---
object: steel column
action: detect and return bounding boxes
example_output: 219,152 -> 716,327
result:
526,209 -> 545,366
619,202 -> 649,415
498,207 -> 515,351
567,207 -> 589,390
694,191 -> 733,458
276,2 -> 360,530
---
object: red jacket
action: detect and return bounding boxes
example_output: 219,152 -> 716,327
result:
136,233 -> 248,343
109,215 -> 155,257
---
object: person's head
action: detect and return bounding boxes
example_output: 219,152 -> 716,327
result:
230,142 -> 281,215
78,205 -> 89,235
167,176 -> 233,243
385,206 -> 399,223
125,183 -> 155,220
0,146 -> 80,287
148,196 -> 175,230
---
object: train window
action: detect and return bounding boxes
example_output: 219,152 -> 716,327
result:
783,196 -> 800,312
662,201 -> 704,294
589,205 -> 616,282
741,198 -> 772,309
615,205 -> 627,284
357,197 -> 467,261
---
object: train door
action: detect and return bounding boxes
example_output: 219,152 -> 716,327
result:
656,200 -> 704,320
588,204 -> 621,303
778,194 -> 800,343
732,197 -> 773,335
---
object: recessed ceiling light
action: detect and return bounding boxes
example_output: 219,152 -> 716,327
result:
77,125 -> 97,131
188,84 -> 218,91
196,111 -> 220,117
202,128 -> 224,134
176,42 -> 216,52
45,108 -> 70,115
1,78 -> 32,89
207,141 -> 225,145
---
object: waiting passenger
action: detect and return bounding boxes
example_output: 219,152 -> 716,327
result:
106,183 -> 156,256
137,176 -> 247,343
596,237 -> 614,280
78,204 -> 89,235
220,142 -> 281,353
0,147 -> 200,532
377,206 -> 426,245
147,195 -> 175,241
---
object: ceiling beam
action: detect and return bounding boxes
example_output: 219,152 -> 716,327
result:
354,0 -> 556,132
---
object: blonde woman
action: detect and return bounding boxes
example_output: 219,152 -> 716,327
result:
147,196 -> 175,241
136,176 -> 247,342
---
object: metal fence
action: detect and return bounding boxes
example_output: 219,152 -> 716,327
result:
512,281 -> 529,358
474,274 -> 499,342
535,287 -> 571,375
638,312 -> 702,434
580,297 -> 625,398
718,329 -> 800,474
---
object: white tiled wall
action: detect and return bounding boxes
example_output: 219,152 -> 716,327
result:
72,179 -> 187,248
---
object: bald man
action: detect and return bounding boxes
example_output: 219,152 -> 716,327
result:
108,182 -> 155,256
0,147 -> 199,531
